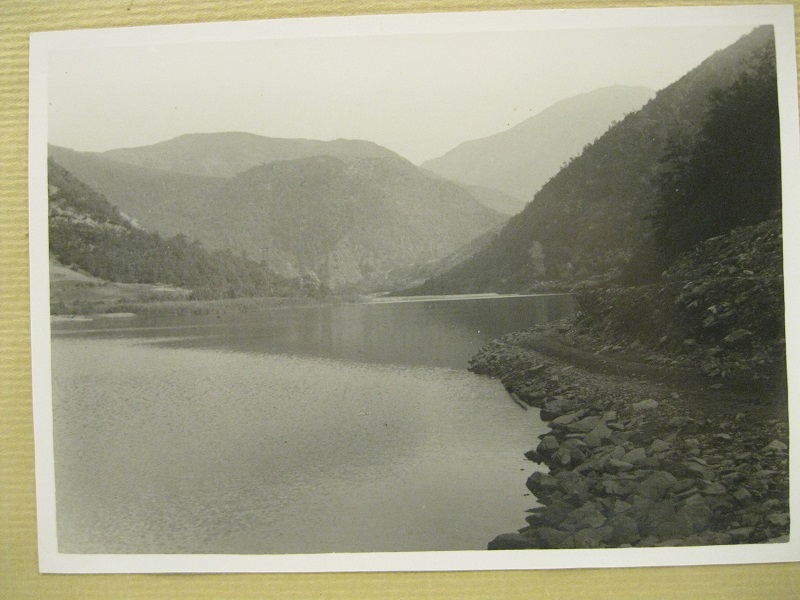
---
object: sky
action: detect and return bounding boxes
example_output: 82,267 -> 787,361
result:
45,13 -> 756,165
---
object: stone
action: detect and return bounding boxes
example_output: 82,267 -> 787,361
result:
722,329 -> 753,347
528,364 -> 546,375
526,471 -> 559,497
488,532 -> 539,550
536,435 -> 560,455
551,410 -> 584,427
607,458 -> 635,472
762,440 -> 789,453
606,458 -> 633,473
706,495 -> 734,516
740,513 -> 762,528
695,531 -> 733,546
576,453 -> 611,474
725,528 -> 753,543
604,514 -> 641,546
610,445 -> 626,460
631,495 -> 655,512
525,512 -> 542,526
584,421 -> 613,448
573,526 -> 613,548
524,449 -> 542,463
702,482 -> 728,496
672,479 -> 697,494
614,499 -> 634,514
656,515 -> 694,541
767,513 -> 790,527
648,439 -> 672,455
597,479 -> 628,497
733,488 -> 753,503
677,494 -> 713,532
632,399 -> 659,411
567,415 -> 603,433
638,500 -> 682,537
753,469 -> 778,479
687,465 -> 716,481
640,457 -> 665,469
636,470 -> 679,501
543,396 -> 573,417
609,430 -> 634,444
562,504 -> 607,531
538,500 -> 576,527
534,526 -> 573,548
654,538 -> 689,547
553,447 -> 574,466
554,471 -> 591,506
684,438 -> 701,451
561,438 -> 587,450
622,447 -> 647,465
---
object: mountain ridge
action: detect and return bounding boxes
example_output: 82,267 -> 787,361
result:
100,131 -> 404,178
49,144 -> 507,291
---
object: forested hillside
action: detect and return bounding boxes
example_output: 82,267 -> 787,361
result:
411,26 -> 779,294
48,159 -> 313,304
650,41 -> 780,264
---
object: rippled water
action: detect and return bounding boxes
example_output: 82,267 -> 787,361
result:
51,294 -> 572,554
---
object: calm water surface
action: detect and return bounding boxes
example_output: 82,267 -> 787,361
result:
51,294 -> 573,554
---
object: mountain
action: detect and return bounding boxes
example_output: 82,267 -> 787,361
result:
409,26 -> 777,295
422,85 -> 655,205
49,144 -> 506,291
101,131 -> 400,177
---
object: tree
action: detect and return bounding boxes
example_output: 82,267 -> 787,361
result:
652,41 -> 781,262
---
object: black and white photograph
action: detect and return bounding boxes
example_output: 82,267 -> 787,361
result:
28,5 -> 800,573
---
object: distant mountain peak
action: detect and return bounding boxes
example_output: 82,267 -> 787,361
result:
422,84 -> 655,203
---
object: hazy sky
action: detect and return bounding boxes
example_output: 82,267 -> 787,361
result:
46,16 -> 755,164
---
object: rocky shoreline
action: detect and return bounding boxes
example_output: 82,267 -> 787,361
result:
470,323 -> 789,549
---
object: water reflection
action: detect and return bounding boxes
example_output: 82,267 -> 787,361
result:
53,294 -> 573,369
51,295 -> 572,554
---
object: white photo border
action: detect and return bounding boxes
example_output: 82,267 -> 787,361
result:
29,4 -> 800,574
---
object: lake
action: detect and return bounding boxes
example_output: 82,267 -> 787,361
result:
50,294 -> 573,555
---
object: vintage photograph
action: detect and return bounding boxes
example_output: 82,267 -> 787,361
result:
29,6 -> 799,572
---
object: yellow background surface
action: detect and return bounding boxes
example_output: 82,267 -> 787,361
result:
2,1 -> 799,597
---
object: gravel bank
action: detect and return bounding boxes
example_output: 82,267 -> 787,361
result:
470,324 -> 789,549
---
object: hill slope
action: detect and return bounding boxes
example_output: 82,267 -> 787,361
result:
411,26 -> 777,294
48,159 -> 310,311
422,85 -> 654,204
